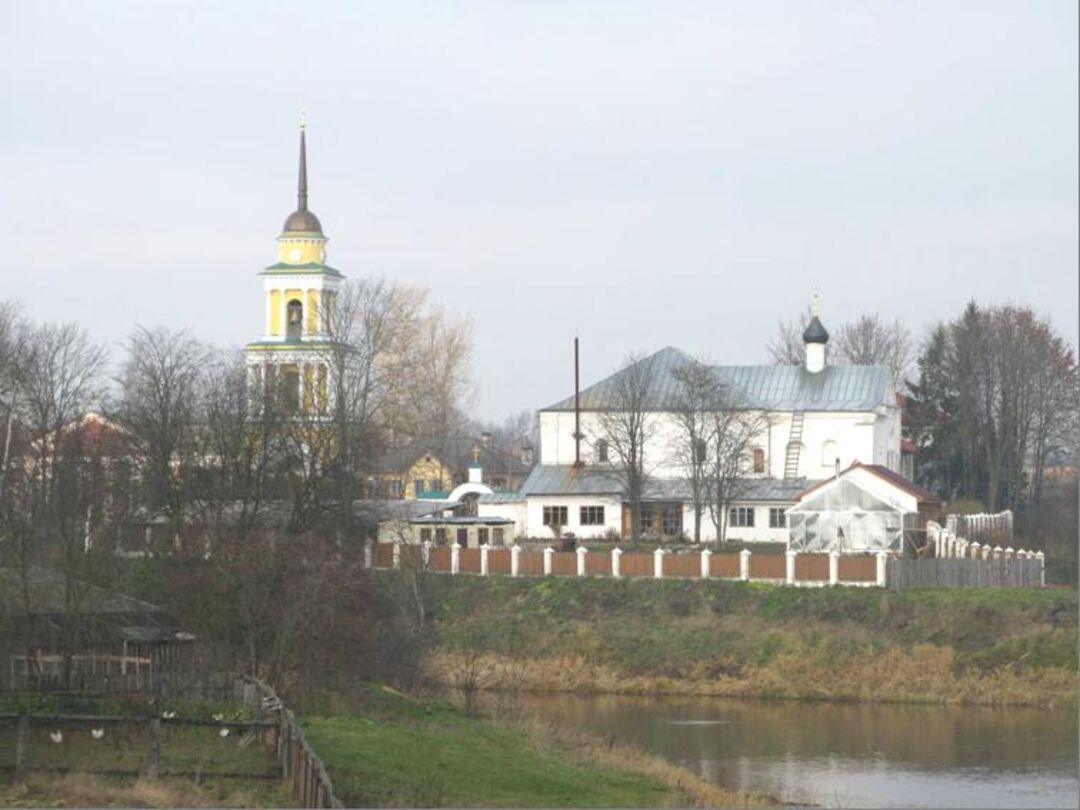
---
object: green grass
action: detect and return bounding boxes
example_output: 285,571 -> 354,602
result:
302,685 -> 679,807
394,574 -> 1078,705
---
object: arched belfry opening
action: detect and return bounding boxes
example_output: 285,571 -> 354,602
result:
287,299 -> 303,340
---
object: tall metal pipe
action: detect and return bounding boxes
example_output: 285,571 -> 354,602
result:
574,337 -> 582,467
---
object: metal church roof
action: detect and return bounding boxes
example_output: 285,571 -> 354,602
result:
520,464 -> 813,502
542,347 -> 892,413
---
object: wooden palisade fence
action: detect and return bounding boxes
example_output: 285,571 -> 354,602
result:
367,539 -> 1045,590
241,676 -> 344,809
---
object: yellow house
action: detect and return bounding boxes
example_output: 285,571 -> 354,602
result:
369,436 -> 532,500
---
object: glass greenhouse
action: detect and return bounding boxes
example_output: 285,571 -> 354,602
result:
786,477 -> 915,553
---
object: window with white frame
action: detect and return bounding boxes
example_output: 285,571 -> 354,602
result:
543,506 -> 569,527
753,448 -> 766,474
580,506 -> 605,525
729,507 -> 755,527
595,439 -> 609,463
769,508 -> 786,528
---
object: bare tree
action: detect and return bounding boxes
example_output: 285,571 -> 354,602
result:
767,308 -> 915,392
115,326 -> 209,545
834,314 -> 915,391
766,307 -> 812,366
706,399 -> 768,545
670,360 -> 723,543
596,353 -> 657,541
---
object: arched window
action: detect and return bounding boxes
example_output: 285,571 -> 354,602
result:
752,448 -> 765,474
821,439 -> 838,468
286,299 -> 303,340
595,439 -> 609,463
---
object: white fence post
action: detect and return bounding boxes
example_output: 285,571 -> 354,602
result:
576,545 -> 588,576
450,542 -> 461,575
1035,551 -> 1045,586
700,548 -> 711,579
612,547 -> 622,578
785,550 -> 797,585
981,544 -> 992,560
364,541 -> 373,570
829,551 -> 839,586
480,544 -> 490,576
993,545 -> 1004,560
970,541 -> 981,560
543,547 -> 554,576
957,539 -> 968,559
1004,546 -> 1014,560
510,544 -> 521,577
740,549 -> 751,582
392,542 -> 401,570
876,551 -> 888,588
653,548 -> 665,579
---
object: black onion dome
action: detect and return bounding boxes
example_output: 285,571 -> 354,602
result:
803,315 -> 829,344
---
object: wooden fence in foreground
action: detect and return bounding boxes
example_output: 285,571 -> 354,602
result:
0,676 -> 342,808
366,542 -> 1045,589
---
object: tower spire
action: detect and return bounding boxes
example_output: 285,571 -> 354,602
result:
298,108 -> 308,213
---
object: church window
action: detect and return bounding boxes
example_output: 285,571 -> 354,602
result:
694,439 -> 708,464
596,439 -> 609,463
282,367 -> 300,413
753,448 -> 766,473
287,299 -> 303,340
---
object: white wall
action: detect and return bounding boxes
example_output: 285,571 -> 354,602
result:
477,501 -> 528,539
540,407 -> 897,481
520,494 -> 624,540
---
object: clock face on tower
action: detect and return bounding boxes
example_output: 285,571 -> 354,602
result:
289,248 -> 303,262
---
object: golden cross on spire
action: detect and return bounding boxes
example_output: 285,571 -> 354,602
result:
812,291 -> 819,317
299,106 -> 307,132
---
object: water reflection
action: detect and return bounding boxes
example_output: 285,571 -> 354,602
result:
520,693 -> 1078,808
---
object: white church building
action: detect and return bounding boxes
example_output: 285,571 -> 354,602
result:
479,311 -> 905,544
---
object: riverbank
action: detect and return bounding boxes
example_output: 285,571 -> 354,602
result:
300,684 -> 764,806
417,575 -> 1078,708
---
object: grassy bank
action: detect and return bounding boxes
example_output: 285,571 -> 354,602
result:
414,575 -> 1078,708
0,773 -> 288,807
301,684 -> 762,807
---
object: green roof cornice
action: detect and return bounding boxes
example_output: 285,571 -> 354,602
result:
260,262 -> 343,277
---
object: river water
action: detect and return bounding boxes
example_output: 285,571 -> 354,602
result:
519,693 -> 1079,808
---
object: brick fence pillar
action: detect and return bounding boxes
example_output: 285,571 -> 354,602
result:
829,550 -> 839,586
876,551 -> 888,588
700,548 -> 711,579
510,544 -> 521,577
611,547 -> 622,578
653,548 -> 665,579
739,549 -> 751,582
450,542 -> 461,575
480,543 -> 490,576
392,542 -> 401,570
576,545 -> 588,576
543,547 -> 554,576
785,550 -> 797,585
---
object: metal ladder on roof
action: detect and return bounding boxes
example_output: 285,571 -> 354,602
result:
784,411 -> 805,479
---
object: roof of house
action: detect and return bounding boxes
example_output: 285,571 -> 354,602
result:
373,436 -> 531,477
0,566 -> 193,644
519,464 -> 810,502
797,462 -> 944,504
542,347 -> 892,413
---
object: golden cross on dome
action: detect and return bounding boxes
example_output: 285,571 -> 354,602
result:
299,106 -> 307,132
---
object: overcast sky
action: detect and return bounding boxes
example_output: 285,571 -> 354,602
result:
4,1 -> 1077,421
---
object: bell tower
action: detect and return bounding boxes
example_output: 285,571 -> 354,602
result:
245,112 -> 343,415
